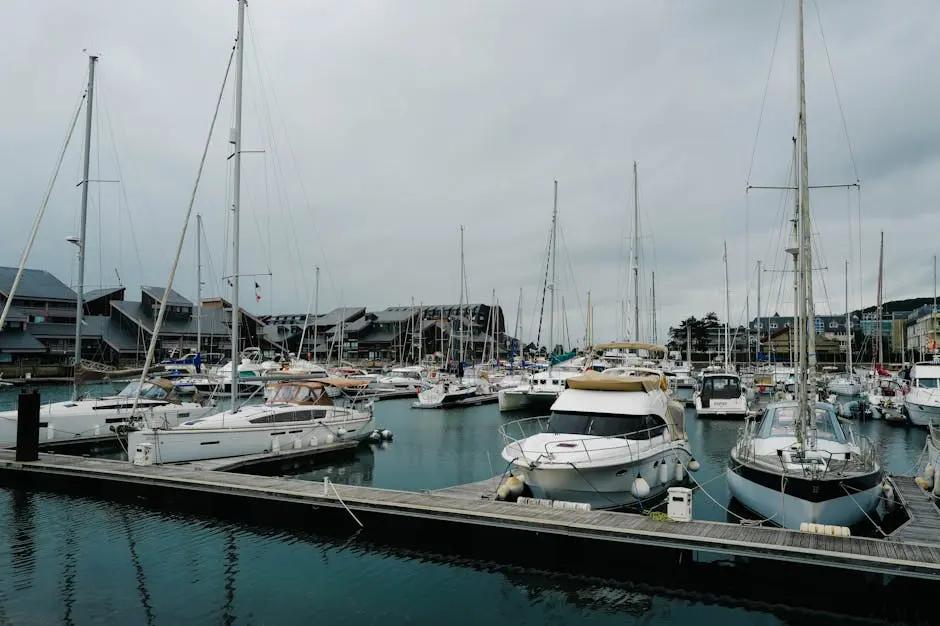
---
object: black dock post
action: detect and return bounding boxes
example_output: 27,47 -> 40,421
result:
15,390 -> 40,462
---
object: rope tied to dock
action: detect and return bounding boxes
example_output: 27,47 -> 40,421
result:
323,477 -> 363,529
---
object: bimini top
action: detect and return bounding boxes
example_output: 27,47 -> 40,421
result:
566,371 -> 664,393
595,342 -> 667,354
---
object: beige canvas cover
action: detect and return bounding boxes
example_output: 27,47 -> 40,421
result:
566,372 -> 662,392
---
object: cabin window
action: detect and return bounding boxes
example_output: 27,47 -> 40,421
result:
547,411 -> 667,439
757,405 -> 846,443
700,376 -> 741,399
918,378 -> 940,389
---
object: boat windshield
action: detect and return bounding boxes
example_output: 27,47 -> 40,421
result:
270,384 -> 320,403
701,376 -> 741,399
392,370 -> 421,380
757,405 -> 846,443
547,411 -> 667,440
917,378 -> 940,389
117,382 -> 168,400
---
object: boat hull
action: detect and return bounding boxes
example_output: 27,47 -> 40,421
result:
693,396 -> 748,418
828,381 -> 861,397
904,396 -> 940,427
508,443 -> 692,509
727,460 -> 882,529
127,414 -> 373,464
0,402 -> 214,448
497,390 -> 557,413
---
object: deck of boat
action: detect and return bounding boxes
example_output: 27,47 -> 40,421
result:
1,450 -> 939,580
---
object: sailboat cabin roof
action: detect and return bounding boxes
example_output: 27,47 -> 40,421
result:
756,402 -> 846,443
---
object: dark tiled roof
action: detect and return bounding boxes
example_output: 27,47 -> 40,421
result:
326,316 -> 371,336
84,286 -> 125,302
0,330 -> 45,353
0,266 -> 76,301
141,286 -> 193,307
372,308 -> 420,323
314,307 -> 366,327
112,301 -> 230,336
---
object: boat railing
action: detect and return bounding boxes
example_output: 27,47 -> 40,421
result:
499,416 -> 670,465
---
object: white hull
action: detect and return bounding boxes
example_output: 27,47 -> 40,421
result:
904,397 -> 940,427
127,414 -> 373,464
510,443 -> 692,509
693,396 -> 748,418
0,401 -> 214,448
497,389 -> 557,412
727,466 -> 881,530
828,381 -> 862,397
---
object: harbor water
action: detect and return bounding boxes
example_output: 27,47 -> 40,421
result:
0,385 -> 932,625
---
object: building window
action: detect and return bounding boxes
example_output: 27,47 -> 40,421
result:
770,322 -> 778,330
829,321 -> 838,329
815,319 -> 824,332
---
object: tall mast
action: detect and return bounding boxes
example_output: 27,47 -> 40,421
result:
788,136 -> 800,373
724,241 -> 731,371
196,213 -> 203,364
229,0 -> 246,413
651,271 -> 657,345
876,231 -> 884,365
586,290 -> 592,351
756,260 -> 762,362
933,254 -> 937,358
458,225 -> 465,367
797,0 -> 817,374
844,260 -> 852,374
549,180 -> 558,357
72,54 -> 97,399
632,162 -> 640,342
312,265 -> 319,359
686,321 -> 692,365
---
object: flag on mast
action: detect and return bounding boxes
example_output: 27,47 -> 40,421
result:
254,282 -> 261,302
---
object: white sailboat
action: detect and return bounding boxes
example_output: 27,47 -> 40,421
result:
0,56 -> 214,446
500,368 -> 693,509
129,0 -> 366,463
727,0 -> 882,529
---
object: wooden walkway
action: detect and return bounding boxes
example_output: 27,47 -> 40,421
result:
1,450 -> 940,580
889,475 -> 940,544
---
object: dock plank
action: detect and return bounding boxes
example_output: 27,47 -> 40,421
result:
3,451 -> 940,580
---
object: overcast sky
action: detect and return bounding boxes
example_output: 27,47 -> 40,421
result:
1,0 -> 937,347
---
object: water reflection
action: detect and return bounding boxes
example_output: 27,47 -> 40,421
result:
222,528 -> 237,626
121,509 -> 155,626
9,490 -> 36,592
287,446 -> 376,486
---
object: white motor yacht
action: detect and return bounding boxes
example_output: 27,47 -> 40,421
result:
0,379 -> 215,447
693,371 -> 748,418
903,361 -> 940,427
499,370 -> 693,509
728,401 -> 882,529
128,378 -> 373,464
827,374 -> 862,397
413,378 -> 480,408
497,364 -> 582,412
375,366 -> 430,392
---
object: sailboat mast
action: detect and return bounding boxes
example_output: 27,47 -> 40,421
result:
586,290 -> 592,351
876,231 -> 884,364
797,0 -> 817,374
549,180 -> 558,357
312,265 -> 319,360
196,213 -> 203,362
724,241 -> 730,371
789,136 -> 800,373
73,54 -> 97,398
632,162 -> 640,342
756,260 -> 762,362
651,271 -> 657,344
229,0 -> 246,413
458,225 -> 465,367
845,260 -> 852,374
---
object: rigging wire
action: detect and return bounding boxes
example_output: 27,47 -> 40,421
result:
0,86 -> 86,330
744,0 -> 787,186
129,44 -> 236,419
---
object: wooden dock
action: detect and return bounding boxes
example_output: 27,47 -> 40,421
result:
889,475 -> 940,544
1,451 -> 939,581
